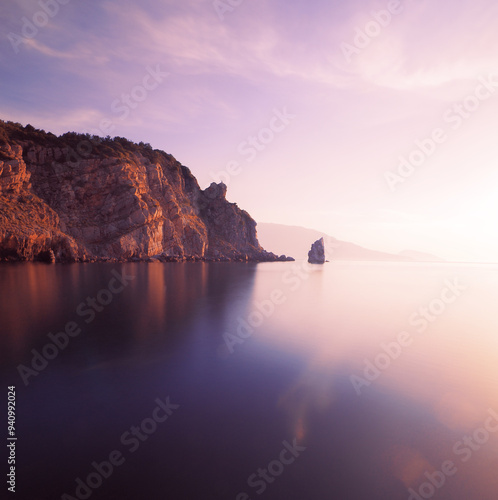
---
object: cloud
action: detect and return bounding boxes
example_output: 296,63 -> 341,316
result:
328,0 -> 498,95
22,38 -> 75,59
93,2 -> 351,88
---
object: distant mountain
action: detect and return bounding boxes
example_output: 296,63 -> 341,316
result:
398,250 -> 445,262
256,223 -> 438,262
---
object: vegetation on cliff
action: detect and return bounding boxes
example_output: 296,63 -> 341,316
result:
0,120 -> 293,263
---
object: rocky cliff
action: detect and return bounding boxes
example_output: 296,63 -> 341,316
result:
0,120 -> 293,263
308,237 -> 325,264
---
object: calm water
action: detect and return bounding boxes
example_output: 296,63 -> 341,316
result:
1,262 -> 498,499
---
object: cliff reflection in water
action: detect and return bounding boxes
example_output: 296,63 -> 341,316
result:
0,262 -> 258,370
1,262 -> 498,499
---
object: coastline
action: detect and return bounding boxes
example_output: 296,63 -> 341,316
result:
0,252 -> 295,264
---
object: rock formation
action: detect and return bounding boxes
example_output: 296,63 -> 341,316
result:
0,120 -> 294,263
308,237 -> 325,264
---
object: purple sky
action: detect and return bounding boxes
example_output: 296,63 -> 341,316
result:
2,0 -> 498,261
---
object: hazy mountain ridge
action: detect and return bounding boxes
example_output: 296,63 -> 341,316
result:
0,120 -> 292,263
398,250 -> 445,262
257,223 -> 443,262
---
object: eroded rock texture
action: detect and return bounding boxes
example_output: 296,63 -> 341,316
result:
0,121 -> 293,263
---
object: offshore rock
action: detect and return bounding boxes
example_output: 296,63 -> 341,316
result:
0,121 -> 294,263
308,237 -> 325,264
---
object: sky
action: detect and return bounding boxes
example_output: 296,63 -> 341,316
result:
2,0 -> 498,262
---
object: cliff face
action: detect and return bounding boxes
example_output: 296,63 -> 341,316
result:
0,121 -> 292,263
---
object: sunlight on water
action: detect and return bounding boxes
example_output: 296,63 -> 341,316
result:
1,262 -> 498,499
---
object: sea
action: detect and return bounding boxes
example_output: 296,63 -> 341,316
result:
1,261 -> 498,499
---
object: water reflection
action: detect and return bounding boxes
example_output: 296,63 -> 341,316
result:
0,263 -> 258,369
1,262 -> 498,499
262,263 -> 498,499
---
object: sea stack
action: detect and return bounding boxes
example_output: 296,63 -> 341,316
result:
308,237 -> 325,264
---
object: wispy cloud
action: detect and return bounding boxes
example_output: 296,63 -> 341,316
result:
3,0 -> 498,261
330,0 -> 498,93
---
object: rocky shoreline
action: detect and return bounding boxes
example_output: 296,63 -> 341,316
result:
0,121 -> 294,264
0,250 -> 294,264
